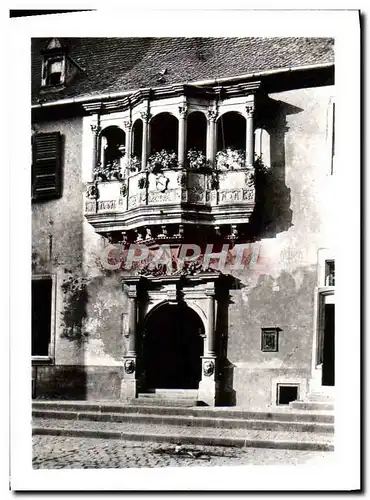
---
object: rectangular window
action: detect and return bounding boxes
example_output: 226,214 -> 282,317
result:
325,260 -> 335,286
32,132 -> 62,200
261,327 -> 280,352
277,384 -> 299,405
32,277 -> 53,357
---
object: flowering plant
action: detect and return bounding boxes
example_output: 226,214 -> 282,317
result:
123,155 -> 141,173
216,148 -> 246,170
147,150 -> 178,173
94,159 -> 122,181
187,149 -> 207,170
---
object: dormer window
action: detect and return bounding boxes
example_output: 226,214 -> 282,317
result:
40,38 -> 82,90
41,39 -> 67,88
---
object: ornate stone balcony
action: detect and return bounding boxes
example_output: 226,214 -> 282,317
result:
83,81 -> 262,243
84,165 -> 255,242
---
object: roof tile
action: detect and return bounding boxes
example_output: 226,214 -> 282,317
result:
31,37 -> 334,104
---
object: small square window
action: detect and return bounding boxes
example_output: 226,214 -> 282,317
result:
261,327 -> 280,352
277,384 -> 299,405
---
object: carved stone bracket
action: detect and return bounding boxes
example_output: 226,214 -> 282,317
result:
126,284 -> 138,299
124,120 -> 132,130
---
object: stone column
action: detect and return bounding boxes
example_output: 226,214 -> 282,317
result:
127,290 -> 137,356
206,290 -> 216,356
90,123 -> 101,178
245,102 -> 255,166
140,111 -> 151,171
121,282 -> 139,401
178,104 -> 188,168
124,120 -> 132,176
206,108 -> 218,167
100,135 -> 107,170
198,285 -> 219,406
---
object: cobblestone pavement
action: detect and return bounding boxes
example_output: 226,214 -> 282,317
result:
33,435 -> 335,469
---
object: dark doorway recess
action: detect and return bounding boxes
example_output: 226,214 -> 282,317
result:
32,278 -> 52,356
143,303 -> 204,389
322,304 -> 335,386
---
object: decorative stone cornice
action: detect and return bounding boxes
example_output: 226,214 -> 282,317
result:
81,81 -> 262,117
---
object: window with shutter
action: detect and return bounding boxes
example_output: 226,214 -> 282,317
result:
32,132 -> 62,200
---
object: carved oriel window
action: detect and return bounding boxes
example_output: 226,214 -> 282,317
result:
261,327 -> 280,352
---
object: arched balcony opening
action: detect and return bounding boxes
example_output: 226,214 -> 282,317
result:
96,125 -> 126,181
187,111 -> 207,168
148,112 -> 179,171
254,128 -> 271,168
216,112 -> 246,170
132,119 -> 143,159
187,111 -> 207,154
150,112 -> 178,154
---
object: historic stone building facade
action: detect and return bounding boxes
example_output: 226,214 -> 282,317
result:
31,37 -> 335,408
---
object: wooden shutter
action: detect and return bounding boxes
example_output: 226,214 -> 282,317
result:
32,132 -> 62,200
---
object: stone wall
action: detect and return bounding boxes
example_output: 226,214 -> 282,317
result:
32,84 -> 335,406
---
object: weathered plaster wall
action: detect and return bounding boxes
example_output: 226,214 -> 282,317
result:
221,85 -> 335,407
32,118 -> 127,399
32,84 -> 335,405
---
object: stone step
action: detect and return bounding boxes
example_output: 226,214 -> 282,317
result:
133,397 -> 200,407
32,401 -> 335,423
290,401 -> 335,411
306,392 -> 335,402
138,392 -> 198,400
32,409 -> 334,434
145,389 -> 199,398
32,417 -> 334,452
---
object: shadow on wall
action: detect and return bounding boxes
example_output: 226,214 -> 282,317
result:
249,97 -> 303,241
224,266 -> 316,402
215,284 -> 236,406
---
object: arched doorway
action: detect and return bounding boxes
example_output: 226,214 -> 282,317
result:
143,303 -> 204,389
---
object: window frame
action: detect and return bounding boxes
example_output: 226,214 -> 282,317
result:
311,249 -> 335,376
41,54 -> 66,88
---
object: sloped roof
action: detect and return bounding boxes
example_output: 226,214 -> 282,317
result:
31,37 -> 334,104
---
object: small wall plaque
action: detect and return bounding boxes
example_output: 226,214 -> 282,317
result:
261,327 -> 280,352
